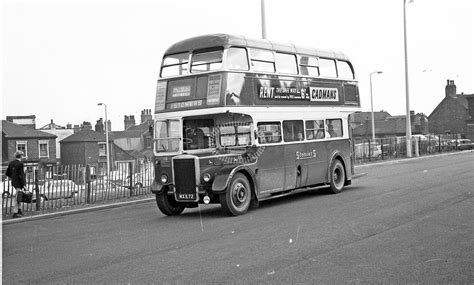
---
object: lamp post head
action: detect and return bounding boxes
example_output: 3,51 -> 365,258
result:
98,103 -> 104,106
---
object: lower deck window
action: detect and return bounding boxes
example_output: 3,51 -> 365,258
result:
257,122 -> 282,144
306,120 -> 325,140
283,120 -> 304,142
326,119 -> 343,137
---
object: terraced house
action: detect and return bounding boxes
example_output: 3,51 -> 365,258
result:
1,120 -> 57,175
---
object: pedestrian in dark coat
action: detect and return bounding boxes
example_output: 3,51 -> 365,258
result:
5,151 -> 26,218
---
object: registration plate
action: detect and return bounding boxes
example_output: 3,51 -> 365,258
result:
178,193 -> 195,200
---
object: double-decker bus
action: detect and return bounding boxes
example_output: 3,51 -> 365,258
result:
151,34 -> 360,216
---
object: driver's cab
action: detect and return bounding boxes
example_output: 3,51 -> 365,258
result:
154,112 -> 254,155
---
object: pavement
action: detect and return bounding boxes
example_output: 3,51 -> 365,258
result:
3,150 -> 471,225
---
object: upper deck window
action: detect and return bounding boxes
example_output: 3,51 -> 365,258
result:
249,48 -> 275,73
275,53 -> 298,74
336,60 -> 354,80
299,55 -> 319,76
161,53 -> 189,77
226,47 -> 249,71
319,58 -> 337,78
191,49 -> 223,73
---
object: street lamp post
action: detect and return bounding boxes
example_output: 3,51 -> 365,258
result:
370,71 -> 383,142
403,0 -> 413,157
261,0 -> 267,39
97,103 -> 110,177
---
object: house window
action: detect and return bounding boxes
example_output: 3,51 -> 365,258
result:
39,140 -> 49,158
16,141 -> 27,158
98,142 -> 107,156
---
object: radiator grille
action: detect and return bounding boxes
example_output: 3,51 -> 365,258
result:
173,158 -> 198,202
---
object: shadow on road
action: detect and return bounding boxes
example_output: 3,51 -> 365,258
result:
152,185 -> 365,219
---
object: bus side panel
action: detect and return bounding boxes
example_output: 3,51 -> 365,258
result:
255,145 -> 285,193
283,143 -> 308,190
304,141 -> 331,186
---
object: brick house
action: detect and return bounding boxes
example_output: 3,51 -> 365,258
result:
59,128 -> 143,174
38,119 -> 74,159
1,120 -> 57,172
109,109 -> 154,162
429,80 -> 474,138
60,130 -> 111,172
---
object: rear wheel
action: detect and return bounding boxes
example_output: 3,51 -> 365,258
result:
156,191 -> 185,216
219,173 -> 251,216
328,159 -> 345,194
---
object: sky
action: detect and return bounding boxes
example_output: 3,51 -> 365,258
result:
1,0 -> 473,131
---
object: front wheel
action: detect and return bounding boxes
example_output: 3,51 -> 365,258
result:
156,192 -> 185,216
219,173 -> 252,216
328,159 -> 345,194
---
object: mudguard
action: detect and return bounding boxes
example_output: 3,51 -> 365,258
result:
327,150 -> 351,181
211,165 -> 256,194
150,181 -> 164,194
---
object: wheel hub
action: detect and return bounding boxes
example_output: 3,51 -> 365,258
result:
233,183 -> 247,203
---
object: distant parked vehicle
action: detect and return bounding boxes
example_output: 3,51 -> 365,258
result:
457,139 -> 474,150
36,179 -> 81,201
355,142 -> 382,159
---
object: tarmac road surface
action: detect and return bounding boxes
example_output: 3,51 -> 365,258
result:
2,151 -> 473,283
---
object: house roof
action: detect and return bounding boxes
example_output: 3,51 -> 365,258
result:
110,121 -> 151,140
38,121 -> 66,130
1,120 -> 57,139
429,93 -> 470,118
60,130 -> 106,143
352,111 -> 391,123
109,129 -> 145,139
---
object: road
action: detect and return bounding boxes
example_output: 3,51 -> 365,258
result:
2,152 -> 473,284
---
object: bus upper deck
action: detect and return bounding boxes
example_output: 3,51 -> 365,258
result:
155,34 -> 360,113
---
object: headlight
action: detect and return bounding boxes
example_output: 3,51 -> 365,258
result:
160,174 -> 168,183
203,173 -> 211,183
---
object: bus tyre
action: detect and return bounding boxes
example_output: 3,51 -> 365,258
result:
156,192 -> 185,216
219,173 -> 251,216
329,159 -> 345,194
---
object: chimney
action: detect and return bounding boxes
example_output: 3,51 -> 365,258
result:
445,79 -> 457,97
50,119 -> 56,130
124,115 -> 136,130
73,124 -> 80,133
106,120 -> 112,132
141,109 -> 152,124
81,121 -> 92,131
95,118 -> 104,133
66,123 -> 72,129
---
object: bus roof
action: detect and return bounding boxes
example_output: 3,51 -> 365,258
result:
164,34 -> 352,61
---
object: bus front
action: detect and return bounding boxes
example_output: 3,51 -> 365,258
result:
151,43 -> 258,216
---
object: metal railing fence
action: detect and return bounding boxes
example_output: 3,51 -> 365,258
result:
354,134 -> 463,163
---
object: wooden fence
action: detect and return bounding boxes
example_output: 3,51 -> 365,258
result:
2,160 -> 154,216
